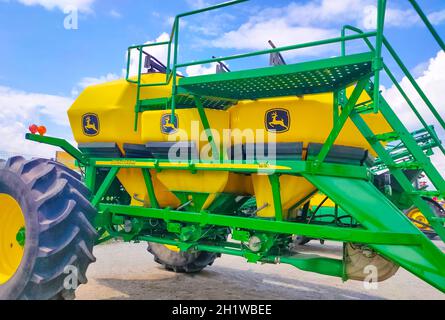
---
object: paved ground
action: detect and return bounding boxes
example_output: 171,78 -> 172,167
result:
76,240 -> 445,300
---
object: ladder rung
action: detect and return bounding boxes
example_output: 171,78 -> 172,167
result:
373,132 -> 400,142
355,104 -> 374,114
407,190 -> 443,197
139,98 -> 169,108
389,162 -> 424,170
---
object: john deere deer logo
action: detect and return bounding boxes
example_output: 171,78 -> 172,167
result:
82,114 -> 100,136
265,109 -> 290,133
161,113 -> 178,134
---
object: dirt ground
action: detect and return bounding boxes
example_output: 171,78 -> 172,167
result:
76,240 -> 445,300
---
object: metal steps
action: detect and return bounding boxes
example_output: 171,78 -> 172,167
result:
348,85 -> 445,241
178,52 -> 374,102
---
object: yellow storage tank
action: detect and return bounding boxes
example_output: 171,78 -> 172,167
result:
68,73 -> 173,149
227,89 -> 392,218
68,73 -> 391,218
140,108 -> 230,209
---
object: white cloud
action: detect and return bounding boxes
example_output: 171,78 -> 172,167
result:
77,73 -> 120,89
382,51 -> 445,132
186,0 -> 209,10
210,0 -> 444,55
362,5 -> 419,29
128,32 -> 172,77
429,10 -> 445,25
210,0 -> 367,57
71,73 -> 121,96
212,19 -> 337,57
16,0 -> 95,12
185,63 -> 218,77
382,51 -> 445,177
109,9 -> 122,19
0,86 -> 73,158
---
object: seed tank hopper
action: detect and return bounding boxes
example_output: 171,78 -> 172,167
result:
1,0 -> 445,299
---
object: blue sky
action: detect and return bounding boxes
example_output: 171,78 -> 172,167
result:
0,0 -> 444,165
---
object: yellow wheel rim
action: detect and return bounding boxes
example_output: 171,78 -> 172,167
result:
0,193 -> 25,285
407,208 -> 431,231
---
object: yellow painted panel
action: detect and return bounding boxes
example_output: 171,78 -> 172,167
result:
252,174 -> 316,218
223,173 -> 254,195
229,90 -> 391,156
156,170 -> 229,210
141,108 -> 229,159
310,193 -> 336,208
156,170 -> 228,194
68,73 -> 174,150
116,168 -> 180,208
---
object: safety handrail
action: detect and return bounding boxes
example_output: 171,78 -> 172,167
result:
126,0 -> 443,139
127,0 -> 378,130
175,32 -> 377,68
408,0 -> 445,51
341,25 -> 445,156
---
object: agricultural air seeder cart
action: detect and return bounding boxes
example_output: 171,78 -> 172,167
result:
1,0 -> 445,299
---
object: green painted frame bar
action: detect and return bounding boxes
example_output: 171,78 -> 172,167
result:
176,0 -> 247,18
138,234 -> 345,279
25,133 -> 88,165
408,0 -> 445,51
383,37 -> 445,132
125,41 -> 172,85
263,255 -> 344,279
142,168 -> 159,209
193,95 -> 220,161
373,0 -> 387,113
370,91 -> 445,193
341,25 -> 445,155
92,158 -> 370,180
84,165 -> 96,193
314,78 -> 369,167
350,109 -> 445,242
23,134 -> 369,180
99,204 -> 423,246
176,33 -> 377,69
268,174 -> 283,221
91,167 -> 120,207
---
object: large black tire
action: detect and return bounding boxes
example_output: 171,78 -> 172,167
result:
147,242 -> 218,273
0,157 -> 97,300
293,235 -> 311,246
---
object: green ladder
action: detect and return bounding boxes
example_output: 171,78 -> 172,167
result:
341,82 -> 445,242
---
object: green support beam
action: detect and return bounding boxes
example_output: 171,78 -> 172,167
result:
350,110 -> 445,242
408,0 -> 445,51
193,95 -> 220,161
25,133 -> 88,165
99,204 -> 423,246
142,168 -> 159,209
373,0 -> 387,113
268,174 -> 283,221
91,167 -> 119,207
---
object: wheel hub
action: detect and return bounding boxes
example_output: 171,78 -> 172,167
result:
0,194 -> 25,285
407,209 -> 431,231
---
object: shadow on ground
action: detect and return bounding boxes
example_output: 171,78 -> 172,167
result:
94,264 -> 383,300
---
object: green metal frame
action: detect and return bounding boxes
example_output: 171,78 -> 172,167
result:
26,0 -> 445,293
